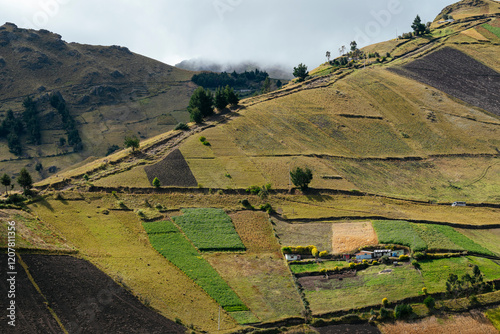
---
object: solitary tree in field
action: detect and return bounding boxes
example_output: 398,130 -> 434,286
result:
124,135 -> 140,152
293,63 -> 309,82
326,51 -> 331,62
17,168 -> 33,195
1,173 -> 11,195
411,15 -> 426,36
152,177 -> 161,188
290,167 -> 313,191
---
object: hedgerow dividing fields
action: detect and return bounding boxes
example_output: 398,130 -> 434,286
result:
172,208 -> 246,252
143,220 -> 248,312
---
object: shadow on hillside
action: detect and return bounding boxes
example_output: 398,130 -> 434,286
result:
36,197 -> 54,212
304,189 -> 333,202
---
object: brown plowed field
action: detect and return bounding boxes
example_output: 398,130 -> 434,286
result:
315,323 -> 381,334
390,47 -> 500,116
0,254 -> 185,334
144,148 -> 198,187
0,254 -> 61,333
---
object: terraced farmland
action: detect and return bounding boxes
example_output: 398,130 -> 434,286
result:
143,220 -> 248,312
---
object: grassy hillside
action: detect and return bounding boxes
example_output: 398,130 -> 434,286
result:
2,0 -> 499,330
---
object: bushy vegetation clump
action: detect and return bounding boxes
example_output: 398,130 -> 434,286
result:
394,303 -> 413,319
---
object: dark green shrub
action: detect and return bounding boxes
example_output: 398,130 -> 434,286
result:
6,193 -> 25,204
394,304 -> 413,319
241,199 -> 253,209
412,260 -> 420,269
152,177 -> 161,188
199,136 -> 206,142
175,122 -> 189,131
246,185 -> 261,195
282,246 -> 292,254
424,296 -> 435,310
379,307 -> 390,320
414,251 -> 425,260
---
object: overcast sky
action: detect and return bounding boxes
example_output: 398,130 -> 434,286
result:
1,0 -> 455,70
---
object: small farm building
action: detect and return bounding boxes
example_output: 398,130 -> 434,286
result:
374,249 -> 392,258
391,250 -> 405,257
355,251 -> 374,260
285,254 -> 301,261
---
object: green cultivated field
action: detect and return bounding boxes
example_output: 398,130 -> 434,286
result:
289,261 -> 346,274
419,256 -> 500,293
428,224 -> 496,256
457,229 -> 500,256
411,223 -> 463,251
144,220 -> 248,312
372,220 -> 427,251
143,220 -> 181,234
304,264 -> 423,314
304,256 -> 500,314
486,307 -> 500,331
483,23 -> 500,38
173,208 -> 246,252
373,221 -> 496,256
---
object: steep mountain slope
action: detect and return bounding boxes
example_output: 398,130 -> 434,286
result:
2,1 -> 499,332
58,0 -> 500,203
0,23 -> 196,181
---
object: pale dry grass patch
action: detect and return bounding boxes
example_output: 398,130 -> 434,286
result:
461,28 -> 489,41
331,221 -> 378,253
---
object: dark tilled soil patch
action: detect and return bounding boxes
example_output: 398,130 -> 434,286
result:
144,149 -> 198,187
389,47 -> 500,116
6,254 -> 185,334
314,323 -> 381,334
0,254 -> 62,334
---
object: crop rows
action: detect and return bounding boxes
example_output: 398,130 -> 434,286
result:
173,208 -> 246,252
429,224 -> 496,256
143,220 -> 180,234
411,224 -> 464,251
373,220 -> 496,256
372,220 -> 427,251
144,221 -> 247,312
